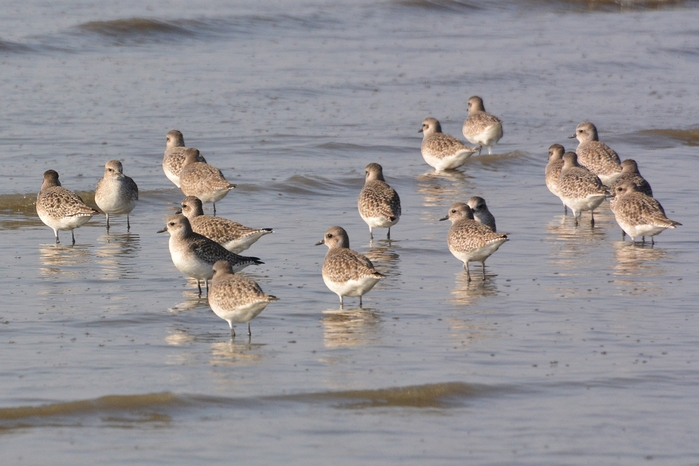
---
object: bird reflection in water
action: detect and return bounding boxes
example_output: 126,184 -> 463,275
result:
95,232 -> 141,280
39,244 -> 92,279
415,170 -> 473,210
209,339 -> 264,366
363,242 -> 401,290
450,271 -> 499,306
612,241 -> 666,296
321,307 -> 381,349
545,214 -> 607,268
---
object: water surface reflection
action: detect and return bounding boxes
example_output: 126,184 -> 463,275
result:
450,272 -> 499,306
321,307 -> 382,349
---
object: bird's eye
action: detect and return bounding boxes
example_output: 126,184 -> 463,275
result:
451,209 -> 456,214
327,234 -> 333,238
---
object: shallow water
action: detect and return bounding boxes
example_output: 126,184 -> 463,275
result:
2,0 -> 699,464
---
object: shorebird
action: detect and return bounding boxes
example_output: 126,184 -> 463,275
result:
316,226 -> 384,308
36,170 -> 99,245
179,149 -> 236,216
440,202 -> 508,281
179,196 -> 273,253
419,117 -> 477,171
158,214 -> 263,296
609,181 -> 681,245
208,260 -> 278,338
569,121 -> 622,186
462,96 -> 503,155
95,160 -> 139,232
558,152 -> 608,226
162,130 -> 206,188
357,163 -> 401,240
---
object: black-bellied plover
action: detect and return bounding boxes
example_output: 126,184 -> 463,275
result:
208,260 -> 278,338
440,202 -> 508,281
419,117 -> 477,171
545,144 -> 568,214
358,163 -> 401,241
462,96 -> 503,155
157,214 -> 263,296
36,170 -> 99,245
316,226 -> 384,308
162,130 -> 206,188
179,149 -> 236,216
467,196 -> 497,232
608,159 -> 653,197
179,196 -> 273,253
558,152 -> 608,226
95,160 -> 139,232
569,121 -> 622,186
609,181 -> 681,244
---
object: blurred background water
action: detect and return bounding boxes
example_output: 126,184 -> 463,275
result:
1,0 -> 699,464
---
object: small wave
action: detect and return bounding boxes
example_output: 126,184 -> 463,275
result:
530,0 -> 688,11
0,382 -> 503,430
75,18 -> 200,41
392,0 -> 482,12
280,381 -> 488,408
638,128 -> 699,146
0,39 -> 35,54
269,174 -> 359,196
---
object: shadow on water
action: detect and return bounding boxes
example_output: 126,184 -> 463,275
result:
321,307 -> 382,349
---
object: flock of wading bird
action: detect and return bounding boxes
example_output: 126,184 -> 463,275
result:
34,96 -> 681,337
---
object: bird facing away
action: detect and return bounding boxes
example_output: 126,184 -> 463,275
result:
95,160 -> 139,232
462,96 -> 504,155
179,196 -> 273,254
608,159 -> 653,198
558,152 -> 608,226
179,149 -> 236,216
545,143 -> 568,214
162,130 -> 207,188
208,260 -> 278,338
357,163 -> 401,241
316,226 -> 384,308
36,170 -> 99,245
157,214 -> 263,296
440,203 -> 508,281
609,181 -> 681,245
569,121 -> 622,186
467,196 -> 497,232
419,117 -> 477,171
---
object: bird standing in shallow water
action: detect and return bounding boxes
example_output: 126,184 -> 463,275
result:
357,163 -> 401,241
316,226 -> 384,308
208,260 -> 278,338
157,214 -> 263,296
462,96 -> 503,155
419,117 -> 477,171
95,160 -> 139,232
609,181 -> 681,245
179,196 -> 273,253
557,152 -> 608,226
36,170 -> 99,245
544,144 -> 568,215
569,121 -> 622,186
179,149 -> 236,216
162,130 -> 207,188
440,202 -> 508,282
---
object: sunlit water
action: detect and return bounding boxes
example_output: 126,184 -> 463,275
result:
1,0 -> 699,464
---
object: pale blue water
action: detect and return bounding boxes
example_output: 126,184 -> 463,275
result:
1,0 -> 699,464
